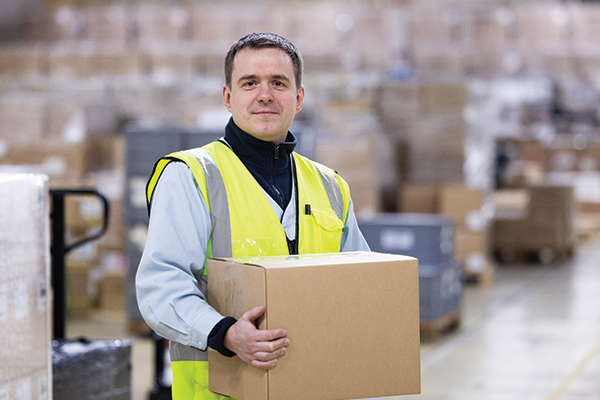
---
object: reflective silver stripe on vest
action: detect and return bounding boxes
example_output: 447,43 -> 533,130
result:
312,161 -> 345,221
171,341 -> 208,362
170,148 -> 232,363
187,147 -> 232,258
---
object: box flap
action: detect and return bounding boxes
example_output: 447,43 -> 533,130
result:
211,251 -> 417,269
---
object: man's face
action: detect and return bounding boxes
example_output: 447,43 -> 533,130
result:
223,47 -> 304,144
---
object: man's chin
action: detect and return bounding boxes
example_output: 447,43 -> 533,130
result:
248,126 -> 287,143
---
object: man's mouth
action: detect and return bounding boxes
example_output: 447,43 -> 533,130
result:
254,110 -> 278,116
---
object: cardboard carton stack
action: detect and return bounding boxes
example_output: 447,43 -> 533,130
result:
462,7 -> 516,77
0,91 -> 128,317
439,185 -> 494,285
378,80 -> 469,188
570,3 -> 600,67
0,94 -> 121,183
409,6 -> 464,79
496,134 -> 600,245
515,3 -> 572,79
315,133 -> 382,216
398,184 -> 494,284
84,3 -> 133,43
493,185 -> 575,263
0,174 -> 51,400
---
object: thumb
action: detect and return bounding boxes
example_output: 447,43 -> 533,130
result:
242,306 -> 265,323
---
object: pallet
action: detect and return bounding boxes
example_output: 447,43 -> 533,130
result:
493,246 -> 574,265
420,310 -> 461,342
463,264 -> 494,287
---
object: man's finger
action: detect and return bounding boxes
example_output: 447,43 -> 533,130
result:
250,358 -> 278,370
242,306 -> 265,323
251,328 -> 288,342
251,337 -> 289,353
253,347 -> 287,362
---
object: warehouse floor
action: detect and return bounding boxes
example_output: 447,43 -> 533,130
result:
67,234 -> 600,400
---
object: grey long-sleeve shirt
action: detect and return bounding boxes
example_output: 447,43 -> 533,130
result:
136,159 -> 370,352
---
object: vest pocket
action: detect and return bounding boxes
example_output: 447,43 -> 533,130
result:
301,207 -> 344,253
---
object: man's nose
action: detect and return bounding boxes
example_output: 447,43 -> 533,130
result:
257,84 -> 273,103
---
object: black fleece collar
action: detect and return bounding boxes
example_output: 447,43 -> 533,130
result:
223,117 -> 297,163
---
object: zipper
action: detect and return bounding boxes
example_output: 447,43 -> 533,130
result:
270,145 -> 284,207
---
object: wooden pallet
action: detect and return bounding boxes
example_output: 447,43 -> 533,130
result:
493,246 -> 574,265
463,264 -> 495,287
420,310 -> 461,342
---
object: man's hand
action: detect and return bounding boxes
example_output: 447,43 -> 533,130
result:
223,306 -> 289,369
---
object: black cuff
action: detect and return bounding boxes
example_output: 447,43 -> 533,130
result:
208,316 -> 237,357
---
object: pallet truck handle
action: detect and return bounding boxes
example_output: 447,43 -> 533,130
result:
50,189 -> 110,340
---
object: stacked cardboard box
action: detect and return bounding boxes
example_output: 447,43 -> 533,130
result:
315,133 -> 381,216
409,6 -> 464,79
21,6 -> 85,42
398,184 -> 494,284
0,45 -> 47,76
144,43 -> 198,78
493,185 -> 575,263
463,7 -> 516,77
136,4 -> 191,43
98,272 -> 126,310
378,80 -> 468,187
515,3 -> 570,55
96,43 -> 143,76
569,4 -> 600,56
0,89 -> 127,316
440,185 -> 494,285
0,174 -> 51,400
84,3 -> 133,43
399,184 -> 439,214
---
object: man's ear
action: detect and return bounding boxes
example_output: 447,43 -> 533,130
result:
223,84 -> 232,112
295,85 -> 305,114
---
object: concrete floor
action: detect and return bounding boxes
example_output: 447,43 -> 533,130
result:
67,234 -> 600,400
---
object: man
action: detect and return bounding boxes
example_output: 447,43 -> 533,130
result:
136,32 -> 370,399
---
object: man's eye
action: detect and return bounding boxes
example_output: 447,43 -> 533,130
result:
243,81 -> 256,87
273,81 -> 284,87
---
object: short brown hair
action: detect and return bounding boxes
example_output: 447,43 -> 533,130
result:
224,32 -> 303,89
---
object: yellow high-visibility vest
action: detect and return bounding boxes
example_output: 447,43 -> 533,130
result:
146,140 -> 351,399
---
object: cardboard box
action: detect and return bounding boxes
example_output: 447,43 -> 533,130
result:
207,252 -> 421,400
399,184 -> 439,214
0,174 -> 51,397
421,82 -> 468,115
454,227 -> 489,262
492,185 -> 575,257
0,94 -> 47,143
84,4 -> 133,42
99,272 -> 126,310
0,141 -> 88,180
0,45 -> 47,76
439,185 -> 484,228
136,4 -> 191,42
315,134 -> 381,216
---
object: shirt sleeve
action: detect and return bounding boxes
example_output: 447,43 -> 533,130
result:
340,199 -> 371,252
135,161 -> 224,351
